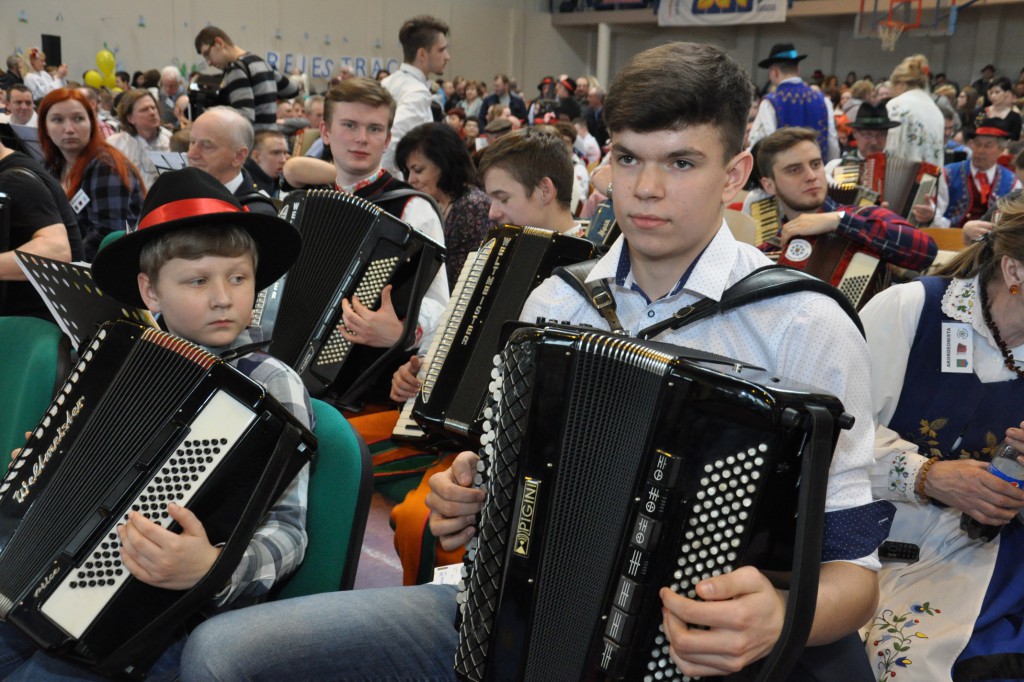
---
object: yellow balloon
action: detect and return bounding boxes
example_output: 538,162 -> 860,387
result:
111,86 -> 123,94
103,73 -> 116,89
96,49 -> 116,76
84,70 -> 103,89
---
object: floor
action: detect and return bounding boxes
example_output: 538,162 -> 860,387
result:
352,491 -> 405,589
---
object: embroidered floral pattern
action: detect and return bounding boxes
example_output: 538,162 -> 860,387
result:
916,418 -> 947,458
940,277 -> 978,324
906,416 -> 1000,461
889,452 -> 912,494
870,603 -> 941,680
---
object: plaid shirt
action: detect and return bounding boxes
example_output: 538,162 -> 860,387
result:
208,327 -> 315,607
69,155 -> 145,261
813,196 -> 937,272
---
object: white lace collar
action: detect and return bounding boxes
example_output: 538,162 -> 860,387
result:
941,276 -> 999,345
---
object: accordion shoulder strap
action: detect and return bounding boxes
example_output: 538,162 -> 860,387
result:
638,264 -> 865,340
554,259 -> 625,333
557,258 -> 865,339
372,188 -> 444,227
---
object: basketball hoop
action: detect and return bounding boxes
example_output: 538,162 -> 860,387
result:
878,19 -> 906,51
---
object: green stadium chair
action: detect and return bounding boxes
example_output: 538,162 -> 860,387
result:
276,398 -> 373,598
0,316 -> 71,455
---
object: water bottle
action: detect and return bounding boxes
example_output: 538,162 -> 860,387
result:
960,441 -> 1024,542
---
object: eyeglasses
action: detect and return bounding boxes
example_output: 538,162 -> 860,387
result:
201,45 -> 212,61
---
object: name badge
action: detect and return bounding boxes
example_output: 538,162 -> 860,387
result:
70,189 -> 90,214
432,563 -> 462,586
941,322 -> 973,373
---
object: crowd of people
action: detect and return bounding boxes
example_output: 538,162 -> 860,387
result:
0,14 -> 1023,682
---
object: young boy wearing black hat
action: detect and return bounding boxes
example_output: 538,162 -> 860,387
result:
0,167 -> 311,680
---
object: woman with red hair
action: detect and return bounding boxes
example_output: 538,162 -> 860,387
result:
39,88 -> 144,260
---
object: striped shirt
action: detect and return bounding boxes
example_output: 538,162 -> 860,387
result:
221,53 -> 298,132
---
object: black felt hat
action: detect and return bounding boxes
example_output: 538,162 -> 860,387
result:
970,117 -> 1011,140
848,102 -> 901,130
92,167 -> 301,308
758,43 -> 808,69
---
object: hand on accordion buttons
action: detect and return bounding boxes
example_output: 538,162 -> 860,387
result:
659,566 -> 785,677
390,355 -> 422,402
426,451 -> 486,552
340,285 -> 404,348
911,200 -> 936,226
118,503 -> 223,591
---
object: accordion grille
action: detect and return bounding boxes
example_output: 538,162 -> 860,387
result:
525,337 -> 667,680
455,332 -> 671,680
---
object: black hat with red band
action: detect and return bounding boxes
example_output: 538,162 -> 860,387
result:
970,117 -> 1012,140
92,167 -> 301,308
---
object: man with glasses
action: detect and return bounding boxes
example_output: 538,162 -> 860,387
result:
193,26 -> 298,132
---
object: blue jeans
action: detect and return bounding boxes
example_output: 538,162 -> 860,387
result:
0,619 -> 184,681
179,583 -> 874,682
180,583 -> 459,681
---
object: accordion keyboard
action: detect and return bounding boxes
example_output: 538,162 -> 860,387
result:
39,390 -> 257,638
314,256 -> 400,368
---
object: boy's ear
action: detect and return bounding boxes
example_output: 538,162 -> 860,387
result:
722,150 -> 753,205
536,176 -> 556,205
760,173 -> 776,197
319,118 -> 329,145
137,273 -> 161,313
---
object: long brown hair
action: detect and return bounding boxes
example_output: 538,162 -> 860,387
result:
933,193 -> 1024,283
38,88 -> 144,198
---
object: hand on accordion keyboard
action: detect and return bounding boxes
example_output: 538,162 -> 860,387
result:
340,285 -> 404,348
426,451 -> 486,551
118,503 -> 223,591
659,566 -> 785,677
390,355 -> 422,402
911,197 -> 937,226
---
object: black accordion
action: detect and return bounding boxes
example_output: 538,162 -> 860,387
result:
267,189 -> 445,407
392,225 -> 595,447
455,325 -> 852,682
0,321 -> 314,679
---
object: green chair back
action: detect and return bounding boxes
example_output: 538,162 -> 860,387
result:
97,230 -> 126,253
0,317 -> 70,455
276,398 -> 373,598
